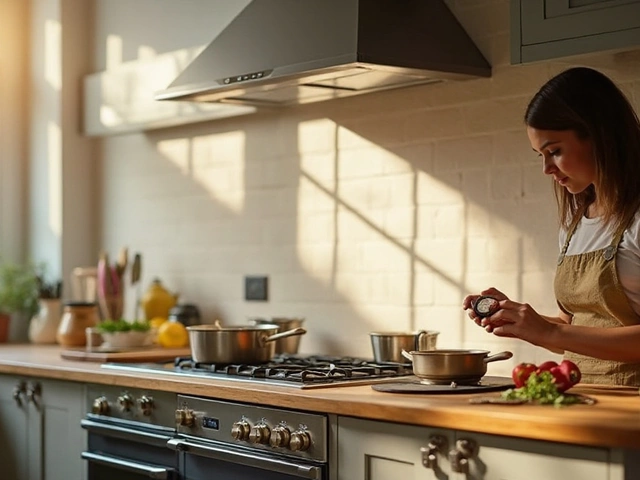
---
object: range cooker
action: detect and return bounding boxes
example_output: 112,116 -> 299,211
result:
84,354 -> 413,480
83,384 -> 329,480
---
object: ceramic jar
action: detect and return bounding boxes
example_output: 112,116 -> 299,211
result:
29,298 -> 62,344
56,302 -> 99,347
141,278 -> 178,320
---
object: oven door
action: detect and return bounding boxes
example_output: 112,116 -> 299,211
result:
81,419 -> 178,480
167,437 -> 326,480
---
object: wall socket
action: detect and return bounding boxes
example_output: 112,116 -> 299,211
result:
245,275 -> 268,301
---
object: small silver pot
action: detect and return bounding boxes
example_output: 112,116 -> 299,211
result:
370,330 -> 439,363
402,349 -> 513,384
249,317 -> 305,354
187,324 -> 306,364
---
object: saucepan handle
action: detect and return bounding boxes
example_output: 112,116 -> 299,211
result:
483,351 -> 513,364
401,349 -> 413,362
263,327 -> 307,344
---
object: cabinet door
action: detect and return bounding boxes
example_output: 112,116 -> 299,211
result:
38,379 -> 86,480
451,431 -> 615,480
512,0 -> 640,63
0,376 -> 30,480
337,416 -> 453,480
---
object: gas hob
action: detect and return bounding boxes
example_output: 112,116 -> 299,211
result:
101,353 -> 413,389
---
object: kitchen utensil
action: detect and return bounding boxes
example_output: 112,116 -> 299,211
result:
248,317 -> 305,354
401,349 -> 513,385
187,324 -> 307,364
369,330 -> 439,363
131,253 -> 142,320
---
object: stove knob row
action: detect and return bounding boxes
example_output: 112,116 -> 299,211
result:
175,408 -> 195,427
230,419 -> 311,451
137,395 -> 154,416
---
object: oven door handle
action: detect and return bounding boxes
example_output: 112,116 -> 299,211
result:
167,438 -> 322,480
81,451 -> 174,479
81,419 -> 172,448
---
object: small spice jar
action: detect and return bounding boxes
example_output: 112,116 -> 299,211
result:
56,302 -> 100,347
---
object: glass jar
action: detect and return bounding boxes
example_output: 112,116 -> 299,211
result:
56,302 -> 99,347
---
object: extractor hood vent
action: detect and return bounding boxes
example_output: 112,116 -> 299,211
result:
155,0 -> 491,107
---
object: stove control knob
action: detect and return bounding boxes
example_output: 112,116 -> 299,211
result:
175,408 -> 195,427
290,430 -> 312,452
137,395 -> 154,416
231,420 -> 251,441
117,393 -> 134,412
91,396 -> 109,415
249,423 -> 271,444
270,425 -> 291,448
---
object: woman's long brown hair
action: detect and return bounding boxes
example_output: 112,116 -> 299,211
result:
525,67 -> 640,231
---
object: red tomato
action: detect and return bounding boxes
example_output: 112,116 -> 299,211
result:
511,362 -> 537,388
536,360 -> 559,374
549,366 -> 572,392
558,359 -> 581,386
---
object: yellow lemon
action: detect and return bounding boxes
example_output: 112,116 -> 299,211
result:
149,317 -> 167,329
157,321 -> 189,348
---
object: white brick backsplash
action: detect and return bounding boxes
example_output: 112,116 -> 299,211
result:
96,0 -> 640,362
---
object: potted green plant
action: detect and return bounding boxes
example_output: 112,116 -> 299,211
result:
0,261 -> 41,343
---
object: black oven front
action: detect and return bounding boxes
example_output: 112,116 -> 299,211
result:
82,386 -> 178,480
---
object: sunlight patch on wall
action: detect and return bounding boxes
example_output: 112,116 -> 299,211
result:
44,19 -> 61,91
138,45 -> 156,61
157,138 -> 191,175
191,131 -> 246,213
106,34 -> 122,70
47,121 -> 61,237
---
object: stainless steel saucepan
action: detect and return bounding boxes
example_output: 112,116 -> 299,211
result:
401,349 -> 513,384
369,330 -> 439,363
187,324 -> 307,364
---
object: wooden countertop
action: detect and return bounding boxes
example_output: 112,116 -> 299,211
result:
3,344 -> 640,450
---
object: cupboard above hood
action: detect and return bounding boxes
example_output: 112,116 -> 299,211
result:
155,0 -> 491,107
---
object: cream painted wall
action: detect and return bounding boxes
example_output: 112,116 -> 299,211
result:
93,0 -> 640,375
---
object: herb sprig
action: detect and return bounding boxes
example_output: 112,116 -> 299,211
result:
502,371 -> 584,407
97,319 -> 150,333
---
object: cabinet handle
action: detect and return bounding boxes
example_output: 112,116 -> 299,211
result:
449,438 -> 478,474
420,434 -> 448,470
12,381 -> 26,407
26,382 -> 41,408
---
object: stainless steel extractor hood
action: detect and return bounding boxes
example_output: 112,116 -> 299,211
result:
155,0 -> 491,107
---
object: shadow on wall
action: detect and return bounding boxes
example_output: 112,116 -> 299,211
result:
100,63 -> 572,360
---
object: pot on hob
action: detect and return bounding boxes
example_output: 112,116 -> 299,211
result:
187,323 -> 307,364
402,349 -> 513,384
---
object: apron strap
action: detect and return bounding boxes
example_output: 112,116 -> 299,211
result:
558,205 -> 588,266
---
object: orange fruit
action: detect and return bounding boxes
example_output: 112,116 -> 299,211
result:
157,321 -> 189,348
149,317 -> 167,329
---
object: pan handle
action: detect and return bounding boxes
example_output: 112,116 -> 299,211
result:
262,327 -> 307,345
401,349 -> 413,362
483,351 -> 513,364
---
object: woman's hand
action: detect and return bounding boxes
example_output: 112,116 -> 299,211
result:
462,287 -> 510,330
481,299 -> 558,347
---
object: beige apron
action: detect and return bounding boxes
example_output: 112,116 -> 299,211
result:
555,209 -> 640,386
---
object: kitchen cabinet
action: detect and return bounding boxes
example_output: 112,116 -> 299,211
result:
0,375 -> 86,480
511,0 -> 640,64
337,416 -> 623,480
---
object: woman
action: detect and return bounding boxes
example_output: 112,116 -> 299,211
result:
463,67 -> 640,386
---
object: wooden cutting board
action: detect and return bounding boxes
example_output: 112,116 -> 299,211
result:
60,346 -> 191,363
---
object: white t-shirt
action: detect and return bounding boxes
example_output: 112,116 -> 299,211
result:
559,212 -> 640,316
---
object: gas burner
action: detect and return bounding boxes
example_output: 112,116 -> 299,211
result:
103,353 -> 414,389
171,353 -> 412,386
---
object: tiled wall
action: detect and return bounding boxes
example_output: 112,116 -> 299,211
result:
96,0 -> 640,374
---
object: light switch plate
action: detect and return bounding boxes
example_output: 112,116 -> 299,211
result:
245,276 -> 268,301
